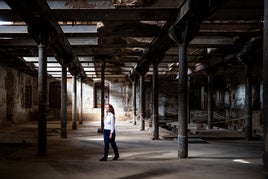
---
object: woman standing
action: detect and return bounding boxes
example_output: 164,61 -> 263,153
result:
99,104 -> 119,161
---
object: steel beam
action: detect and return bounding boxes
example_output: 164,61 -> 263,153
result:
0,37 -> 98,47
263,0 -> 268,178
0,24 -> 97,35
61,62 -> 67,138
177,45 -> 188,159
101,61 -> 105,131
72,75 -> 77,130
79,77 -> 83,125
3,0 -> 86,79
245,63 -> 252,140
139,74 -> 145,131
37,34 -> 48,156
152,60 -> 159,140
132,78 -> 137,125
207,73 -> 214,129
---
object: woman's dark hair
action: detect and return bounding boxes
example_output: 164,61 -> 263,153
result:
107,104 -> 115,115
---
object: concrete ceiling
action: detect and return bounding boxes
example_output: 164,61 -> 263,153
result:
0,0 -> 263,80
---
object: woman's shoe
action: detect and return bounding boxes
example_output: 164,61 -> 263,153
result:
112,155 -> 119,160
99,157 -> 107,161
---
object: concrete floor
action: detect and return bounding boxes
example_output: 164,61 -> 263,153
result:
0,120 -> 263,179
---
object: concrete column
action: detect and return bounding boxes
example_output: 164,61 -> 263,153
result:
61,63 -> 67,138
245,64 -> 252,140
139,74 -> 145,131
177,45 -> 188,158
225,78 -> 232,120
263,0 -> 268,178
208,74 -> 214,129
72,75 -> 77,130
37,33 -> 48,156
132,78 -> 137,125
101,61 -> 105,131
152,61 -> 159,140
79,77 -> 83,125
187,77 -> 191,124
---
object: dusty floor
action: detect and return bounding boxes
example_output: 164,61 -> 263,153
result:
0,119 -> 263,179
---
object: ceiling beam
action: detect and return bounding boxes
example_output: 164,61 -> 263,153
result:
0,24 -> 97,35
3,0 -> 87,78
0,8 -> 178,22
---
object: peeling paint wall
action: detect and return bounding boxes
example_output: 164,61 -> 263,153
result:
63,77 -> 132,121
0,61 -> 263,132
0,64 -> 38,126
158,77 -> 178,119
190,68 -> 262,131
0,65 -> 7,123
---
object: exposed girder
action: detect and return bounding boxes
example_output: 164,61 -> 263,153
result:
4,0 -> 86,79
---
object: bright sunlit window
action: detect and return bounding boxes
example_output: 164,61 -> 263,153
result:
0,21 -> 13,25
233,159 -> 251,164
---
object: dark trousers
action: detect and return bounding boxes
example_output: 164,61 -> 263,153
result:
103,129 -> 119,158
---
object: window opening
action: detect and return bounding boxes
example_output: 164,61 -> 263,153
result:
49,82 -> 61,108
94,82 -> 109,108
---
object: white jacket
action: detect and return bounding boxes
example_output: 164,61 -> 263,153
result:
104,112 -> 115,133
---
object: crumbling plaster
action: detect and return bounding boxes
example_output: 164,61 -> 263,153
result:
0,62 -> 263,131
0,64 -> 38,126
62,77 -> 132,121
